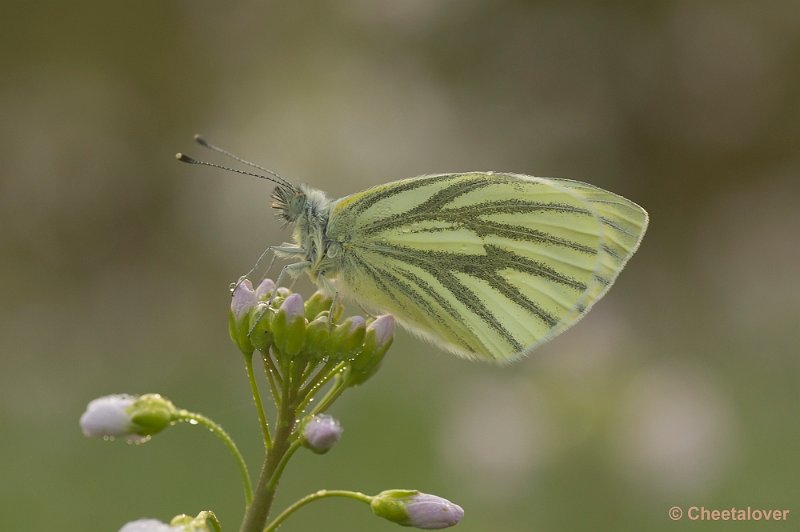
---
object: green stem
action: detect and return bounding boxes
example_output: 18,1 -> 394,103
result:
244,352 -> 272,450
239,370 -> 297,532
178,411 -> 253,506
309,374 -> 348,416
264,438 -> 302,495
288,359 -> 308,399
263,490 -> 373,532
295,361 -> 347,415
263,349 -> 284,388
299,361 -> 317,384
262,351 -> 282,407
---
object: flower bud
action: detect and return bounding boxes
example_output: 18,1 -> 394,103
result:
329,299 -> 345,323
80,394 -> 139,442
169,510 -> 221,532
329,316 -> 366,359
254,278 -> 276,300
276,287 -> 292,298
304,290 -> 334,321
301,414 -> 343,454
304,315 -> 332,358
118,511 -> 219,532
118,518 -> 179,532
130,394 -> 178,436
229,280 -> 258,355
370,490 -> 464,529
348,315 -> 395,386
272,293 -> 307,357
81,393 -> 177,443
248,302 -> 274,353
366,315 -> 395,353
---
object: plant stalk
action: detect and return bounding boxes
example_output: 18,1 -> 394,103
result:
238,374 -> 296,532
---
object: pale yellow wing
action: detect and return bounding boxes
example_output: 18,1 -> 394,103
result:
325,172 -> 648,363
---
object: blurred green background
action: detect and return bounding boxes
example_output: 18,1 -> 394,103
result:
2,1 -> 798,531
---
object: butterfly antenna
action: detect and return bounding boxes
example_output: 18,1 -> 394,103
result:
193,134 -> 292,187
175,153 -> 289,187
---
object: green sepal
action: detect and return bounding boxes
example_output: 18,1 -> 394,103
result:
330,299 -> 345,323
369,489 -> 418,525
304,291 -> 334,321
347,315 -> 395,386
347,330 -> 392,386
248,303 -> 274,353
273,299 -> 307,358
129,394 -> 177,436
305,316 -> 332,359
170,510 -> 222,532
329,317 -> 366,360
229,307 -> 254,355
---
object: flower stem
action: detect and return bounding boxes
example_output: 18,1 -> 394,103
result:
261,351 -> 282,408
263,490 -> 373,532
178,411 -> 253,506
295,361 -> 347,415
239,370 -> 297,532
264,438 -> 302,495
308,374 -> 348,416
244,352 -> 272,450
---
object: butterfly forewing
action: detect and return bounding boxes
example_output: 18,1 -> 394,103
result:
326,173 -> 648,362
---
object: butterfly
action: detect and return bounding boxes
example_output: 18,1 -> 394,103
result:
178,137 -> 648,363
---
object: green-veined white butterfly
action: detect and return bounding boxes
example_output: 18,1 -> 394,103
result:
178,136 -> 648,363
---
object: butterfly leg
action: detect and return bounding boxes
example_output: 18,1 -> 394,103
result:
270,244 -> 307,255
250,245 -> 275,279
233,244 -> 305,292
263,244 -> 306,280
270,260 -> 312,300
255,243 -> 306,286
354,301 -> 377,319
316,276 -> 342,324
232,247 -> 275,293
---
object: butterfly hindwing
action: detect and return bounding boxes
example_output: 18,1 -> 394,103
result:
326,173 -> 648,362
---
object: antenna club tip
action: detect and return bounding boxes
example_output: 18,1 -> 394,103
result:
193,134 -> 209,147
176,153 -> 193,163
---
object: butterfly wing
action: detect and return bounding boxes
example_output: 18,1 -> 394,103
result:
325,172 -> 648,363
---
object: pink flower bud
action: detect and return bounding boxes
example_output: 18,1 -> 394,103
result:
230,279 -> 257,321
301,414 -> 343,454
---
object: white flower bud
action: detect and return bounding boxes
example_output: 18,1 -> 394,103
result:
80,394 -> 141,442
80,394 -> 176,443
118,518 -> 180,532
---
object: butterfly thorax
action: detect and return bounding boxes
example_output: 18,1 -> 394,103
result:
273,183 -> 340,284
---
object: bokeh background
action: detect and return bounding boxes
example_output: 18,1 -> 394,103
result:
2,1 -> 798,531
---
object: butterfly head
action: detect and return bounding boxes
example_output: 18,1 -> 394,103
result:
271,183 -> 331,227
271,183 -> 305,224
